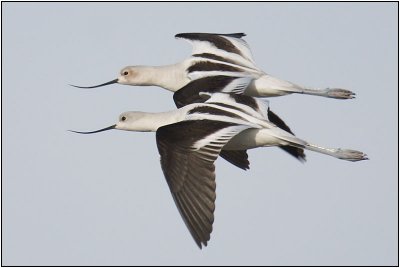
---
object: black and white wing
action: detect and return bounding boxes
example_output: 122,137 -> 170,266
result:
173,76 -> 254,170
156,119 -> 253,248
174,33 -> 260,105
173,76 -> 253,108
175,32 -> 258,70
204,93 -> 306,162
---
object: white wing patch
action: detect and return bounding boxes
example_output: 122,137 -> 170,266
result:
253,98 -> 270,120
191,125 -> 251,151
193,76 -> 253,95
221,77 -> 254,94
187,71 -> 249,81
204,93 -> 270,121
223,35 -> 256,64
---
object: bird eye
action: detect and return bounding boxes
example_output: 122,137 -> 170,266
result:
121,116 -> 126,121
123,71 -> 128,75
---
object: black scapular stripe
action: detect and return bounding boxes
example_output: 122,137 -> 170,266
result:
187,61 -> 244,73
192,53 -> 239,66
188,106 -> 244,121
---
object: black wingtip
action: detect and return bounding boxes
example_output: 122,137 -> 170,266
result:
195,240 -> 209,250
175,32 -> 246,39
219,150 -> 250,170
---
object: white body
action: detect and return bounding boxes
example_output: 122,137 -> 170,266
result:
114,94 -> 367,162
117,59 -> 316,98
76,33 -> 354,100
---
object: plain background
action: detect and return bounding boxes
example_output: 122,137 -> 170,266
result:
2,2 -> 398,266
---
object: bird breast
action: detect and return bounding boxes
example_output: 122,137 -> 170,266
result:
223,128 -> 284,150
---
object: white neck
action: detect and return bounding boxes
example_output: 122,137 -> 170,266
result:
132,63 -> 189,92
118,108 -> 190,132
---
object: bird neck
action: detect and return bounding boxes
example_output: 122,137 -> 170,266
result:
124,109 -> 187,132
136,63 -> 187,92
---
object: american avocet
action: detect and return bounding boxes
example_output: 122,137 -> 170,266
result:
71,33 -> 354,169
72,32 -> 355,101
70,93 -> 367,248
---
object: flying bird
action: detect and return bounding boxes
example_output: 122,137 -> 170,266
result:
70,93 -> 367,248
71,32 -> 355,169
72,32 -> 355,101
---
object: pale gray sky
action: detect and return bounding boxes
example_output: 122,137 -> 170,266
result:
2,2 -> 398,266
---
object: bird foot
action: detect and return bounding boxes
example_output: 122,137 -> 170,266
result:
324,88 -> 356,99
335,148 -> 369,161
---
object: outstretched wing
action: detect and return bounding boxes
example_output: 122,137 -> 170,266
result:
175,32 -> 259,70
156,119 -> 252,248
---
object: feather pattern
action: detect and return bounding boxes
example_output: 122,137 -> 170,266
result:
176,32 -> 259,70
156,120 -> 252,248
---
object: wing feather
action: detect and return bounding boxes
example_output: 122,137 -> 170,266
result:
156,119 -> 252,248
176,32 -> 259,70
173,79 -> 254,171
203,93 -> 306,161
